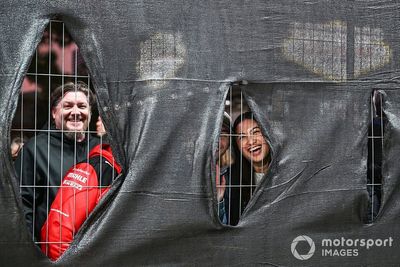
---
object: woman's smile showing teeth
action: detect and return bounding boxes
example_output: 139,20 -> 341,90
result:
249,145 -> 261,153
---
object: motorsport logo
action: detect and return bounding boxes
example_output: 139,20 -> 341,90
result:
291,235 -> 315,260
291,235 -> 394,260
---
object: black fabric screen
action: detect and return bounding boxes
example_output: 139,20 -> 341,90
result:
1,0 -> 400,265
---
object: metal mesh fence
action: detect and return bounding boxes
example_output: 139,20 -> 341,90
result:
12,20 -> 120,260
11,20 -> 384,259
367,90 -> 384,222
217,85 -> 383,225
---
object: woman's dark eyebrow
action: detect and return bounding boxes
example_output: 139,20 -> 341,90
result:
237,126 -> 260,136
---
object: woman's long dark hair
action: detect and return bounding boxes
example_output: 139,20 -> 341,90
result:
227,112 -> 270,225
232,111 -> 272,173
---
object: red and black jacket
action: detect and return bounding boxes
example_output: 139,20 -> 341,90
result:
40,144 -> 121,261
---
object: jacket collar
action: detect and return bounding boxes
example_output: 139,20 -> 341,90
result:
44,122 -> 90,145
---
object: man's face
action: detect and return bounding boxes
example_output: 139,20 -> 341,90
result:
218,125 -> 230,158
51,91 -> 91,135
235,119 -> 270,167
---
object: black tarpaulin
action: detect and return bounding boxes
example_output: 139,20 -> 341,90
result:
1,0 -> 400,266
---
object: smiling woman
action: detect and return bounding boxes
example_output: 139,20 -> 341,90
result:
216,86 -> 272,226
234,112 -> 271,177
228,112 -> 271,224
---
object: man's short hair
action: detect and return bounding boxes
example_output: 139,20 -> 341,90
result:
50,82 -> 96,110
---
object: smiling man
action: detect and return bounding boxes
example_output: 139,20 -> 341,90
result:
50,84 -> 92,142
15,82 -> 100,242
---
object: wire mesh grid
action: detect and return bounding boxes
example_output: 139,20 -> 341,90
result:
12,20 -> 119,260
217,85 -> 383,225
367,90 -> 384,222
217,85 -> 271,226
11,20 -> 384,259
283,21 -> 390,81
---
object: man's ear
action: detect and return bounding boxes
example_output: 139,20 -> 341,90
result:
51,107 -> 56,120
88,108 -> 92,122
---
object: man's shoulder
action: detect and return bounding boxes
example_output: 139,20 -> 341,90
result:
23,132 -> 49,150
24,133 -> 101,151
87,135 -> 101,147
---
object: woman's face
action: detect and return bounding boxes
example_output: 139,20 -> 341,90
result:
235,119 -> 270,171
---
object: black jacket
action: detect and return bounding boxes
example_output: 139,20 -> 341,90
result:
15,127 -> 100,241
225,160 -> 254,226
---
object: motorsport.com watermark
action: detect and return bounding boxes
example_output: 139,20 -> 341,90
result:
291,235 -> 394,260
